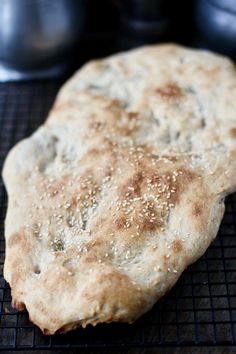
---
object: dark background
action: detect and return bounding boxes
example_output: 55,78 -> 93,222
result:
74,0 -> 196,67
63,0 -> 236,79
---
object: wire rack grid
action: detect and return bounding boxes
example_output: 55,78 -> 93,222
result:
0,81 -> 236,351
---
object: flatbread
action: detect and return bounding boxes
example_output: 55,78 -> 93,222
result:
3,44 -> 236,334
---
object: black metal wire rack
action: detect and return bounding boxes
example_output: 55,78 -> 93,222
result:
0,80 -> 236,351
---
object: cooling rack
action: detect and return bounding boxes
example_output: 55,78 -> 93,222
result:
0,81 -> 236,351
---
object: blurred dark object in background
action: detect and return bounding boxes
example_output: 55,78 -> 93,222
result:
115,0 -> 171,46
0,0 -> 85,81
194,0 -> 236,59
114,0 -> 193,49
114,0 -> 195,49
1,0 -> 236,82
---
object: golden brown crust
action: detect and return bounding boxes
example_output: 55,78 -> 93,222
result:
154,83 -> 184,100
229,127 -> 236,139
